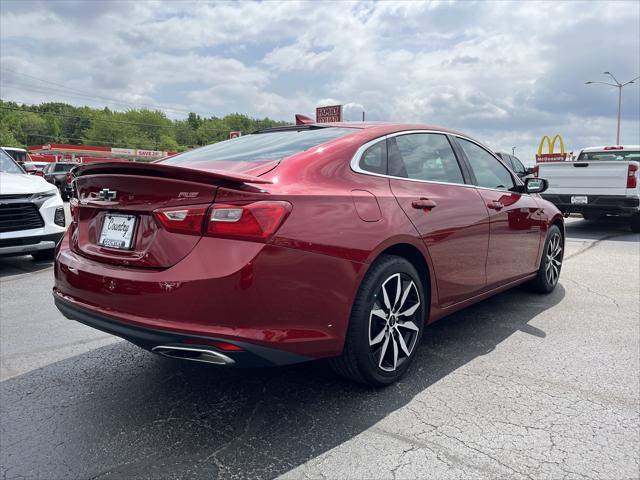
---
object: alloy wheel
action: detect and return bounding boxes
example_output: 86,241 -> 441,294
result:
369,273 -> 422,372
545,232 -> 563,286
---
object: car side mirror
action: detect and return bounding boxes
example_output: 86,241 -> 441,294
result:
526,167 -> 534,175
525,177 -> 548,194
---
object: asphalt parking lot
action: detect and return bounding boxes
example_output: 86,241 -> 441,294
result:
0,216 -> 638,480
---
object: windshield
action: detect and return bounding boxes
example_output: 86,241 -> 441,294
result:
163,127 -> 355,164
577,150 -> 640,161
0,149 -> 25,174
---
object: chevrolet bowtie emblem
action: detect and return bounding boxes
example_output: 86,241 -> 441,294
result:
98,188 -> 117,201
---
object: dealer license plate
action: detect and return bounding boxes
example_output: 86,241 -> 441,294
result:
571,196 -> 588,205
98,214 -> 137,250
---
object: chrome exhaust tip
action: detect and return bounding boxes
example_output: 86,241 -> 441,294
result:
152,345 -> 235,365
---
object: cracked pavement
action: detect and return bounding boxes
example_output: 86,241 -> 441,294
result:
1,217 -> 638,479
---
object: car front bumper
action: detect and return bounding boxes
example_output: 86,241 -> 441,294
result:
0,232 -> 64,257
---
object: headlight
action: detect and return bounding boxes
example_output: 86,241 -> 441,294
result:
31,189 -> 58,202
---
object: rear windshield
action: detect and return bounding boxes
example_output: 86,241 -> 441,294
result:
163,127 -> 355,164
577,151 -> 640,161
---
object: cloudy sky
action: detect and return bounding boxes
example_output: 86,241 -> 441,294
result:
1,0 -> 639,163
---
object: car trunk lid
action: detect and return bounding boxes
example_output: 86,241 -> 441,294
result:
71,162 -> 271,268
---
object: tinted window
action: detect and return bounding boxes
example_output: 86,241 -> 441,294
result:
359,140 -> 387,174
458,138 -> 514,190
0,149 -> 24,174
163,127 -> 355,164
54,163 -> 75,172
388,133 -> 464,184
510,155 -> 526,174
577,150 -> 640,161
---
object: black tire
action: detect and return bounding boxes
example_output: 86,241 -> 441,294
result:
31,249 -> 55,261
630,214 -> 640,233
527,225 -> 563,293
329,255 -> 426,386
58,185 -> 68,201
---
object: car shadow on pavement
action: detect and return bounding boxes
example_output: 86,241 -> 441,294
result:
0,285 -> 565,480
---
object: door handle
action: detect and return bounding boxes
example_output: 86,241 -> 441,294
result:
411,198 -> 437,210
487,201 -> 504,210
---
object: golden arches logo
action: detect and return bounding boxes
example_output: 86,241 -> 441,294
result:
537,134 -> 565,156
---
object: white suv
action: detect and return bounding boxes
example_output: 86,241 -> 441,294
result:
0,149 -> 66,260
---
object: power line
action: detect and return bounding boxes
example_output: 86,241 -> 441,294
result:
0,104 -> 263,132
1,67 -> 214,117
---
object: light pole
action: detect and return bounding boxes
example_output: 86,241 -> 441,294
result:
585,72 -> 639,145
511,146 -> 516,156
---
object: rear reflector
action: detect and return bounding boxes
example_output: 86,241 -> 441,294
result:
153,205 -> 208,235
206,201 -> 291,242
628,164 -> 638,189
183,338 -> 243,351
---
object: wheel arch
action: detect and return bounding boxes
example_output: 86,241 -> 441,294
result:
370,241 -> 436,322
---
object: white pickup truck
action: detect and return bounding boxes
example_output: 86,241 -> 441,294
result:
535,145 -> 640,232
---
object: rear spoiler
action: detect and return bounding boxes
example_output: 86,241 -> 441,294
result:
73,162 -> 272,185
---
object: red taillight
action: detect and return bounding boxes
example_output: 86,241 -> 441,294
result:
66,172 -> 73,185
604,146 -> 624,150
35,170 -> 44,177
628,164 -> 638,189
206,201 -> 291,242
153,205 -> 208,235
533,165 -> 539,177
69,197 -> 79,223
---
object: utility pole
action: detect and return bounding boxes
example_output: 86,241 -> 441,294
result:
512,146 -> 516,156
585,72 -> 639,144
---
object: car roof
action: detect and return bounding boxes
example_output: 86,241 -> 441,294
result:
256,122 -> 466,137
1,147 -> 27,152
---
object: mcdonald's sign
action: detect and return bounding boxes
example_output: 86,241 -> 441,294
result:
536,134 -> 568,163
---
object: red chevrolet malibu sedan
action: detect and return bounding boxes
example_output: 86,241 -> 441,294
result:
53,123 -> 564,385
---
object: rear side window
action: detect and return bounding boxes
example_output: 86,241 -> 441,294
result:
163,127 -> 355,164
358,140 -> 387,175
577,151 -> 640,161
510,155 -> 526,174
458,138 -> 514,190
388,133 -> 465,184
54,164 -> 74,172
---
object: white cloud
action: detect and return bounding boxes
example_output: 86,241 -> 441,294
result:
1,0 -> 638,162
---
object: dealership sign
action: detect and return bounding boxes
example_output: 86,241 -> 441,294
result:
536,134 -> 568,163
316,105 -> 342,123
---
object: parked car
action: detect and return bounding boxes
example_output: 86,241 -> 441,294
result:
53,123 -> 563,385
42,162 -> 79,200
0,148 -> 66,260
495,152 -> 532,180
1,146 -> 31,164
535,145 -> 640,232
19,161 -> 43,176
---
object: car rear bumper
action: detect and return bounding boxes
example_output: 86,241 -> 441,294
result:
54,295 -> 311,367
53,227 -> 366,361
541,194 -> 640,215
